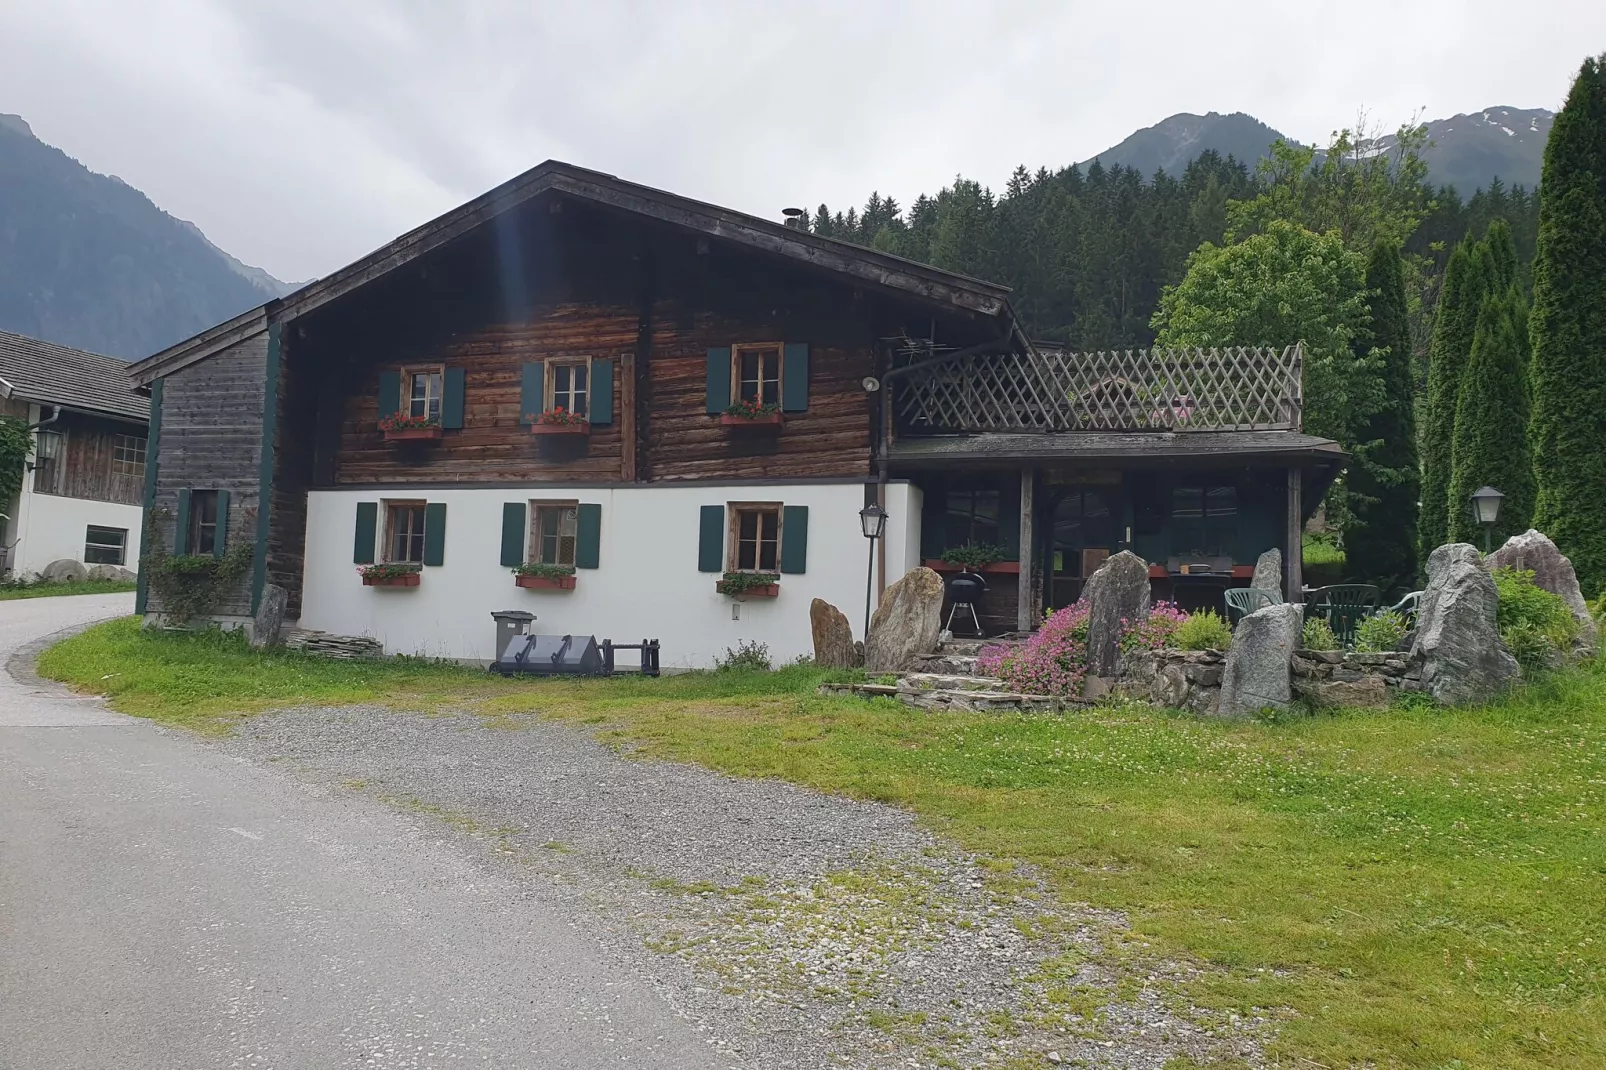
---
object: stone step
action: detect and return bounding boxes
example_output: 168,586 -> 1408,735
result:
917,653 -> 981,675
897,687 -> 1067,714
898,672 -> 1008,693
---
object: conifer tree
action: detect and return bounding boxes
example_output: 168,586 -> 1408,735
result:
1419,239 -> 1488,554
1448,284 -> 1534,546
1531,53 -> 1606,596
1345,240 -> 1419,589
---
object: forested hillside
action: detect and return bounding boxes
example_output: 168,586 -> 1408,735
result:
0,114 -> 288,361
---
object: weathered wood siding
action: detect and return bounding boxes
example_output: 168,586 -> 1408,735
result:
37,411 -> 146,505
267,331 -> 317,618
146,331 -> 269,618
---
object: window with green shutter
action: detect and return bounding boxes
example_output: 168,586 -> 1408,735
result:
500,502 -> 527,567
423,502 -> 447,566
697,504 -> 725,571
780,505 -> 808,573
353,502 -> 378,564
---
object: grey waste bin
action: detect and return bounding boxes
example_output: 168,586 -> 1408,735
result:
490,610 -> 536,661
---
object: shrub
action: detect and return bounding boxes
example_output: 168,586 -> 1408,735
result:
939,541 -> 1006,570
1355,610 -> 1409,653
1302,617 -> 1340,651
715,639 -> 771,672
1119,601 -> 1189,653
1175,608 -> 1233,651
1491,567 -> 1577,670
979,601 -> 1091,697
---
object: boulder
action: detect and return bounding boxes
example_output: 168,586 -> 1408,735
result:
40,559 -> 88,583
1411,543 -> 1519,706
809,598 -> 861,669
251,584 -> 289,649
864,567 -> 945,673
1083,550 -> 1151,676
1486,528 -> 1598,654
87,564 -> 136,583
1296,675 -> 1391,709
1218,602 -> 1303,717
1250,547 -> 1283,598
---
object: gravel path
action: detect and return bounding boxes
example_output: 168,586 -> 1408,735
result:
220,706 -> 1270,1069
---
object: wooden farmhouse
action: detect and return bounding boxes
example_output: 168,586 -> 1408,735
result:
127,161 -> 1343,666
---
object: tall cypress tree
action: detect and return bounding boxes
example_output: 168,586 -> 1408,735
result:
1531,53 -> 1606,596
1346,240 -> 1419,590
1449,284 -> 1534,546
1419,240 -> 1488,554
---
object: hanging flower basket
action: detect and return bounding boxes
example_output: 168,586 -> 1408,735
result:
720,399 -> 783,428
528,409 -> 590,436
512,563 -> 578,590
380,413 -> 442,442
716,571 -> 780,598
359,564 -> 422,587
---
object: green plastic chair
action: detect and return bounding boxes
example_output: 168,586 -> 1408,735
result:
1305,584 -> 1382,646
1224,586 -> 1280,626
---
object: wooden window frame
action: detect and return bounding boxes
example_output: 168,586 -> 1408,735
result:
111,433 -> 146,480
544,356 -> 592,417
189,489 -> 221,556
84,524 -> 128,566
731,343 -> 783,408
383,499 -> 429,565
727,501 -> 783,573
528,499 -> 580,567
401,364 -> 445,421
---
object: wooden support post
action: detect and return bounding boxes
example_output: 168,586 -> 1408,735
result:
1018,468 -> 1038,632
620,349 -> 637,482
1286,466 -> 1303,599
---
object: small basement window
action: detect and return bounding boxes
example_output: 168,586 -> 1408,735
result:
385,500 -> 428,564
403,366 -> 444,421
729,502 -> 781,572
112,434 -> 146,480
733,344 -> 781,407
529,502 -> 579,566
546,360 -> 589,417
189,490 -> 221,555
84,525 -> 128,566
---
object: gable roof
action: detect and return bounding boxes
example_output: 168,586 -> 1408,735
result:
0,330 -> 148,423
129,160 -> 1016,384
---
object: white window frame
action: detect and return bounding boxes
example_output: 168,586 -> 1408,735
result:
402,365 -> 444,421
84,525 -> 128,566
731,344 -> 782,407
544,358 -> 591,417
112,434 -> 146,480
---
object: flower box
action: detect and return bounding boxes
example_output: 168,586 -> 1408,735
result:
383,426 -> 443,442
362,571 -> 421,587
924,559 -> 1021,574
529,422 -> 591,437
716,581 -> 779,598
515,573 -> 577,590
720,413 -> 784,428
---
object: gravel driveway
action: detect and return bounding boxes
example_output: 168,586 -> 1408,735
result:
219,706 -> 1268,1069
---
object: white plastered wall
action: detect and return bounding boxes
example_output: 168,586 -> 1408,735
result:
300,481 -> 921,667
4,409 -> 143,576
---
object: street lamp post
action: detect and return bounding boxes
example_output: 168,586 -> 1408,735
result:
1470,485 -> 1505,554
858,503 -> 887,640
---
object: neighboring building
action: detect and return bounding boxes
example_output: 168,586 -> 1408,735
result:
0,331 -> 148,578
126,162 -> 1342,666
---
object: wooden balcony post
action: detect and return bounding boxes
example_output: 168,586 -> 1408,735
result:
1286,467 -> 1303,599
1018,468 -> 1039,631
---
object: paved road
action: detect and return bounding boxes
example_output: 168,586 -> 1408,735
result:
0,596 -> 723,1070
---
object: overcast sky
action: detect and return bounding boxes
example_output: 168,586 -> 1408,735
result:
3,1 -> 1601,283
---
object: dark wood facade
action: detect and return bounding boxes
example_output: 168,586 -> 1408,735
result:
34,410 -> 146,506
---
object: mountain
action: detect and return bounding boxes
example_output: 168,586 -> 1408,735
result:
1081,107 -> 1552,193
0,113 -> 290,361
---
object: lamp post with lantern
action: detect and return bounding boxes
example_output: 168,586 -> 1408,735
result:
858,503 -> 887,640
1470,485 -> 1505,554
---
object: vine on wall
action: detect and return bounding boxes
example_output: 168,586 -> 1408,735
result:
141,507 -> 254,623
0,416 -> 32,515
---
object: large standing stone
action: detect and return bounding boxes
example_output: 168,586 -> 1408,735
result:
1250,548 -> 1283,599
1218,602 -> 1303,717
809,598 -> 861,669
1083,551 -> 1151,675
41,559 -> 88,583
1411,543 -> 1519,706
250,584 -> 289,649
1486,528 -> 1598,654
864,567 -> 945,673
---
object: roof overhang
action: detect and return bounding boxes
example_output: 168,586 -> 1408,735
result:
130,161 -> 1014,385
887,431 -> 1348,469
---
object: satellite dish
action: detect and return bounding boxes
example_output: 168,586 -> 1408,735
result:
862,376 -> 881,393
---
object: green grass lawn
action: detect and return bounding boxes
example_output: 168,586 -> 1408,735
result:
0,578 -> 138,600
40,617 -> 1606,1068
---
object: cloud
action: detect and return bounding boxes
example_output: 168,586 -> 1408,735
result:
3,0 -> 1601,282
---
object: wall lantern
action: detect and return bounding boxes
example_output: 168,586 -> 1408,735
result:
858,502 -> 888,639
1470,485 -> 1504,552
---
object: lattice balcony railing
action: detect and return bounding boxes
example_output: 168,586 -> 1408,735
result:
893,345 -> 1303,434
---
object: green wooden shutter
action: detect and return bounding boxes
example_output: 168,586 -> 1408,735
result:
441,367 -> 466,429
782,343 -> 810,413
590,359 -> 614,425
780,505 -> 809,574
500,502 -> 526,567
378,370 -> 401,418
705,348 -> 731,414
576,503 -> 602,568
423,502 -> 447,566
353,502 -> 378,564
521,363 -> 544,423
213,489 -> 231,557
697,505 -> 725,572
174,488 -> 192,555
